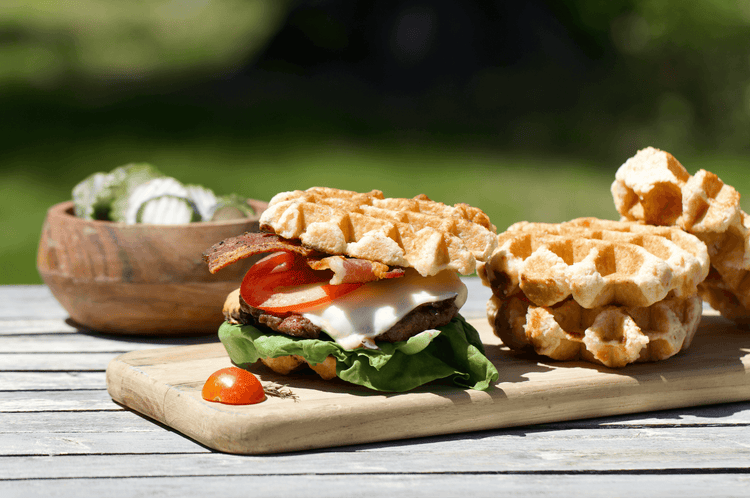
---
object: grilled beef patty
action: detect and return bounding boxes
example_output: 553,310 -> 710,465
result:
237,294 -> 458,343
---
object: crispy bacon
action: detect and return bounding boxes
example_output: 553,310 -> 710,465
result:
308,256 -> 405,285
203,232 -> 319,274
203,232 -> 405,284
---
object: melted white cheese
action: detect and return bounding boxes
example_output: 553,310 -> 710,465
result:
302,269 -> 467,350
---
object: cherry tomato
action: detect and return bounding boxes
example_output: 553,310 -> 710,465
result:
240,252 -> 362,314
202,367 -> 266,405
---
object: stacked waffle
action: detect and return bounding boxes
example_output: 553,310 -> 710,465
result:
612,147 -> 750,324
479,146 -> 749,367
478,218 -> 708,367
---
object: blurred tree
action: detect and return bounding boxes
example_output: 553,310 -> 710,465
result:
4,0 -> 750,285
250,0 -> 750,158
0,0 -> 294,98
1,0 -> 750,161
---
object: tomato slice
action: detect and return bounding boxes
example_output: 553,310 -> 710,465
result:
255,281 -> 364,313
202,366 -> 266,405
240,252 -> 363,314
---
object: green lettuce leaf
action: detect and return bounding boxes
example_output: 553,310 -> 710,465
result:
219,315 -> 499,392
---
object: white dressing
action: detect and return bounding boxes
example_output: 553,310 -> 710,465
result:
302,269 -> 467,350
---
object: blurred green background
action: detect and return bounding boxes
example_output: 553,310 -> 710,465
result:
3,0 -> 750,284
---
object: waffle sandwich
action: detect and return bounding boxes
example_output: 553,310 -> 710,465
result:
204,187 -> 499,392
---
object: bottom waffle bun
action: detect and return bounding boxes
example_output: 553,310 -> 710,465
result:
487,293 -> 702,368
698,269 -> 750,327
260,355 -> 338,380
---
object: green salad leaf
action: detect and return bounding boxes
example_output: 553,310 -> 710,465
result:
219,315 -> 499,392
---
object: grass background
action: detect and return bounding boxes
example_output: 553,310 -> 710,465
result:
5,1 -> 750,285
5,130 -> 750,285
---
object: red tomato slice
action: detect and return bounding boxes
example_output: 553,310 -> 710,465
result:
202,366 -> 266,405
255,281 -> 364,313
240,252 -> 363,314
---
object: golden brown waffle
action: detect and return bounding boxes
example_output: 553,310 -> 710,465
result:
260,355 -> 337,380
478,217 -> 709,309
259,187 -> 498,276
612,147 -> 750,324
487,293 -> 702,367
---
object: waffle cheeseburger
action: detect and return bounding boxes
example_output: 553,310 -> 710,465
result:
203,187 -> 500,392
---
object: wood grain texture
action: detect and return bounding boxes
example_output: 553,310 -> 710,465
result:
3,332 -> 217,353
0,353 -> 120,371
106,312 -> 750,455
2,372 -> 106,390
35,200 -> 267,335
3,473 -> 750,498
0,318 -> 76,335
0,286 -> 67,320
2,420 -> 750,467
6,284 -> 750,496
0,391 -> 121,413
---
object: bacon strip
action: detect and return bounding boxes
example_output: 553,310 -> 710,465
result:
308,256 -> 405,285
203,232 -> 319,274
203,232 -> 405,284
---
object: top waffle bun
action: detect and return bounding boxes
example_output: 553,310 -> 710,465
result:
259,187 -> 498,276
478,217 -> 709,309
612,147 -> 745,235
611,146 -> 750,322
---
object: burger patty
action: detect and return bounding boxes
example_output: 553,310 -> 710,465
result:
237,294 -> 458,343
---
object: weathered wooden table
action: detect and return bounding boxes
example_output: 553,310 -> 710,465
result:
3,282 -> 750,497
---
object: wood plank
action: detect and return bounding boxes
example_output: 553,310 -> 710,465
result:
2,470 -> 750,498
0,430 -> 206,456
2,424 -> 750,471
106,313 -> 750,455
0,285 -> 67,320
0,372 -> 105,390
0,390 -> 121,412
0,411 -> 151,434
0,353 -> 116,371
0,318 -> 77,335
547,400 -> 750,427
2,333 -> 219,354
3,403 -> 750,435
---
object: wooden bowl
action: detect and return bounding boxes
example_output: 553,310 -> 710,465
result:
36,199 -> 268,336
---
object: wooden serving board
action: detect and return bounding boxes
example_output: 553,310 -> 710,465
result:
106,312 -> 750,455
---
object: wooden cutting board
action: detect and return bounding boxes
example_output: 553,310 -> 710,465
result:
106,312 -> 750,455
